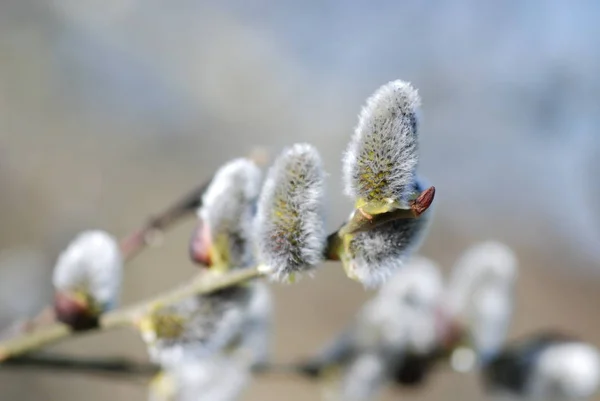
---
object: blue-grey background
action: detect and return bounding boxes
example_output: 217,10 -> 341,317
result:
1,1 -> 599,400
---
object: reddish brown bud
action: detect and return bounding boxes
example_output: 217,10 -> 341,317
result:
411,186 -> 435,216
189,219 -> 213,266
54,292 -> 99,331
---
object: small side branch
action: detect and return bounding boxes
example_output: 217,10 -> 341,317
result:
2,179 -> 214,340
2,353 -> 158,377
1,353 -> 318,381
120,179 -> 212,262
0,267 -> 263,362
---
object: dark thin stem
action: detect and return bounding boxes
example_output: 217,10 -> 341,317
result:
1,353 -> 158,377
0,354 -> 315,380
1,179 -> 213,341
120,179 -> 212,262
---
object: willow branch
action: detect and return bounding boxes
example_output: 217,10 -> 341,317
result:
119,147 -> 269,262
2,353 -> 158,377
3,179 -> 214,340
1,353 -> 316,381
0,185 -> 434,362
119,179 -> 212,262
0,267 -> 264,362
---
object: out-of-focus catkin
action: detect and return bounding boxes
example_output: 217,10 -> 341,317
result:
52,230 -> 123,329
190,158 -> 262,269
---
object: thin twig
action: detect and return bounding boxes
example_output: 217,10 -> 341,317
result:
119,179 -> 212,262
253,362 -> 313,377
119,147 -> 270,262
1,352 -> 314,381
2,353 -> 158,377
5,179 -> 214,339
0,267 -> 263,362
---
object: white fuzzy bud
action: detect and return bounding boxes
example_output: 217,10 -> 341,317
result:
531,342 -> 600,400
445,241 -> 518,359
255,143 -> 327,282
446,241 -> 518,314
357,255 -> 442,353
141,286 -> 251,368
306,257 -> 443,397
343,80 -> 420,203
343,179 -> 432,288
194,158 -> 262,268
484,334 -> 600,400
52,230 -> 123,312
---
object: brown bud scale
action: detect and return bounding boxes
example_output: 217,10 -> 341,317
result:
54,292 -> 99,331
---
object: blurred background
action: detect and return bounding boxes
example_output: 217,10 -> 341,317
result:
1,0 -> 599,399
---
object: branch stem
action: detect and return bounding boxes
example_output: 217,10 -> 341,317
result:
1,353 -> 315,381
119,179 -> 212,262
0,183 -> 434,363
2,353 -> 158,377
2,179 -> 214,341
0,267 -> 263,362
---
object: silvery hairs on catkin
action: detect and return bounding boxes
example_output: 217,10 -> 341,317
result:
483,333 -> 600,400
446,240 -> 518,317
52,230 -> 123,311
528,341 -> 600,400
346,178 -> 434,288
445,241 -> 518,360
143,285 -> 253,368
344,255 -> 442,365
198,158 -> 262,268
255,143 -> 327,282
307,257 -> 442,401
343,80 -> 420,203
367,255 -> 443,353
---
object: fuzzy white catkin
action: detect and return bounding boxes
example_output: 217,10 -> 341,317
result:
446,241 -> 518,316
52,230 -> 123,311
143,286 -> 251,368
345,178 -> 433,288
357,255 -> 443,353
315,257 -> 443,401
343,80 -> 421,203
197,158 -> 262,268
485,335 -> 600,401
377,256 -> 443,353
445,241 -> 518,359
255,143 -> 327,282
529,342 -> 600,400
